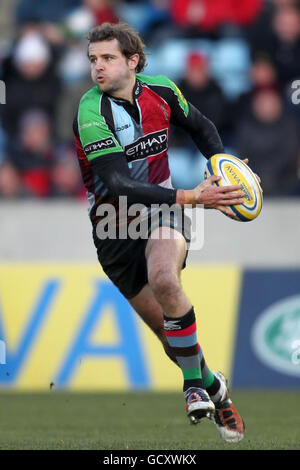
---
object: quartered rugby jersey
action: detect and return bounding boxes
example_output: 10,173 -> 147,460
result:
73,74 -> 224,219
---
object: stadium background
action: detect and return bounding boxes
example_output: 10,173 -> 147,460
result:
0,0 -> 300,394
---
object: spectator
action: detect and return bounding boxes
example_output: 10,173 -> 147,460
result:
3,110 -> 54,197
178,52 -> 227,132
171,0 -> 263,34
85,0 -> 119,25
116,0 -> 171,43
56,7 -> 95,143
16,0 -> 81,25
234,54 -> 278,119
169,51 -> 227,189
234,86 -> 300,196
1,32 -> 62,140
0,123 -> 20,198
249,54 -> 278,89
0,111 -> 85,198
250,5 -> 300,90
51,144 -> 85,198
0,161 -> 21,198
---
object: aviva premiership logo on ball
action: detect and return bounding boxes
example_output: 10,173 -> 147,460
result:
205,154 -> 263,222
251,296 -> 300,377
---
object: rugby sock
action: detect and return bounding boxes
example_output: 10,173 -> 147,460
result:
198,345 -> 226,403
163,310 -> 224,400
164,307 -> 204,392
198,345 -> 215,388
163,338 -> 222,395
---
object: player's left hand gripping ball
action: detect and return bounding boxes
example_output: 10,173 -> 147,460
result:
205,154 -> 263,222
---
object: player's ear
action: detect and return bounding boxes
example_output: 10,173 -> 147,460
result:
128,54 -> 139,71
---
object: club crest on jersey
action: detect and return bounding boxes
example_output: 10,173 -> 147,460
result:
84,137 -> 116,155
124,129 -> 168,163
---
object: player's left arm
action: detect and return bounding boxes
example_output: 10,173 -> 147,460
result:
165,79 -> 262,185
178,102 -> 225,158
160,78 -> 225,158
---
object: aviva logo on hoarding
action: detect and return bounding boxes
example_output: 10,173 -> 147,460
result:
0,266 -> 151,390
0,264 -> 240,390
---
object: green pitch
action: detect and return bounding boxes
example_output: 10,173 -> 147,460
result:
0,390 -> 299,450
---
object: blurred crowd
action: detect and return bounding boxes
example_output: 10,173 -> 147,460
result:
0,0 -> 300,198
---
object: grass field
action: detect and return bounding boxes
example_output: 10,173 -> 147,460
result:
0,390 -> 299,450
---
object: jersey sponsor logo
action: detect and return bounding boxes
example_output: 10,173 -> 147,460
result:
116,123 -> 131,132
124,129 -> 168,162
84,137 -> 116,155
79,121 -> 106,131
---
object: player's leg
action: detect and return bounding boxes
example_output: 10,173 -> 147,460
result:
129,283 -> 219,387
145,227 -> 190,318
128,283 -> 178,365
93,225 -> 244,439
143,226 -> 245,438
145,226 -> 215,422
129,283 -> 226,401
129,280 -> 244,440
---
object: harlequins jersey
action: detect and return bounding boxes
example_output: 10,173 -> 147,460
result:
73,74 -> 224,220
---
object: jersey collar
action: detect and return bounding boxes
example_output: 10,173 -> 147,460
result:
133,78 -> 142,99
106,78 -> 143,105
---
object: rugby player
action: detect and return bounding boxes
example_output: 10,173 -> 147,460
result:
73,22 -> 245,443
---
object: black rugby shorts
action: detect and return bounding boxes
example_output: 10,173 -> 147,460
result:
92,209 -> 191,299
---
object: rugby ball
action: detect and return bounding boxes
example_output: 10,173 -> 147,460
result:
204,154 -> 263,222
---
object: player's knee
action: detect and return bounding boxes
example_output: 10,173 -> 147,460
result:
149,268 -> 180,301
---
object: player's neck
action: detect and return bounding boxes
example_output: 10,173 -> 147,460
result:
109,74 -> 136,104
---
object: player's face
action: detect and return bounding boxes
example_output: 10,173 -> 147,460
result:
88,39 -> 138,98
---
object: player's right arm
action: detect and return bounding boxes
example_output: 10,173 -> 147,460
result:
177,176 -> 245,216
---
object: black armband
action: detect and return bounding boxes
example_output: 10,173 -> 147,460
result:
91,153 -> 177,206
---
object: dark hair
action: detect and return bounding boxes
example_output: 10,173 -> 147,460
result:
87,22 -> 146,73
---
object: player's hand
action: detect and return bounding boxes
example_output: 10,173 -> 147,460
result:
242,158 -> 261,186
194,175 -> 245,210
